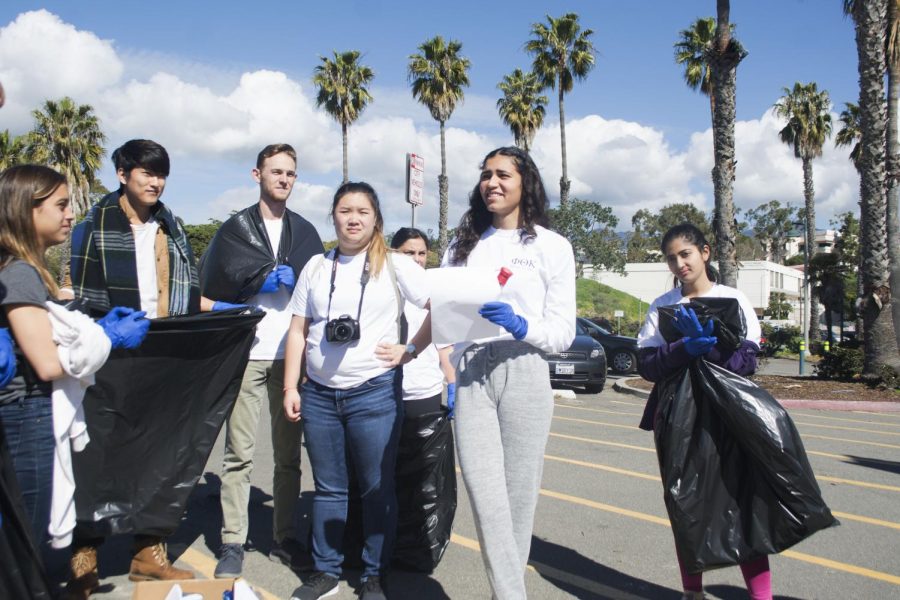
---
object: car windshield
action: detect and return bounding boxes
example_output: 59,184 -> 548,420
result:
579,318 -> 612,335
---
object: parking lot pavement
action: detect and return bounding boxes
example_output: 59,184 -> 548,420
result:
78,384 -> 900,599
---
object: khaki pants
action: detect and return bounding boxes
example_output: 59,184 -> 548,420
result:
220,359 -> 302,545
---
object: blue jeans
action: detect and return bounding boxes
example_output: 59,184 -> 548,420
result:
0,397 -> 54,547
302,369 -> 403,579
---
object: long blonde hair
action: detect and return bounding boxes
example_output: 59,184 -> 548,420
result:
331,181 -> 388,277
0,164 -> 67,296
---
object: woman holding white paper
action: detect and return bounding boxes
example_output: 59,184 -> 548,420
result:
441,146 -> 575,599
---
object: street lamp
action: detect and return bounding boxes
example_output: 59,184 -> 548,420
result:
793,221 -> 810,375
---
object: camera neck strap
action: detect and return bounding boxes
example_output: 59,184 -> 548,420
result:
325,247 -> 370,323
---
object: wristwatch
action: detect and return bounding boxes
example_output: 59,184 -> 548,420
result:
405,343 -> 418,358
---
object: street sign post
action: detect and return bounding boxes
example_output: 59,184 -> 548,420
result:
406,153 -> 424,227
614,309 -> 624,333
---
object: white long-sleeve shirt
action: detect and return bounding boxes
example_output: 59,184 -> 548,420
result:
441,225 -> 576,355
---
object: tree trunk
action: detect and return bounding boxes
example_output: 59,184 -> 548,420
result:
341,121 -> 348,184
558,82 -> 570,205
437,119 -> 449,259
802,158 -> 820,342
707,1 -> 744,288
854,0 -> 900,377
887,0 -> 900,350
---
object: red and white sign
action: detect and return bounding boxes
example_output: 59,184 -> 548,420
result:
406,153 -> 425,206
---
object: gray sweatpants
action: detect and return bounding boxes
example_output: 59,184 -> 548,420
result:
455,341 -> 554,600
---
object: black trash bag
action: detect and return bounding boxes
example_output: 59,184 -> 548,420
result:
0,426 -> 53,600
658,297 -> 747,352
653,299 -> 837,573
392,408 -> 457,572
198,206 -> 323,304
73,309 -> 263,538
339,408 -> 457,573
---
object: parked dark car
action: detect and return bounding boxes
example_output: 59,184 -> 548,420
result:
546,323 -> 607,393
579,317 -> 640,375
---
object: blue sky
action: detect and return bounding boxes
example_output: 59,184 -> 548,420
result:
0,1 -> 863,238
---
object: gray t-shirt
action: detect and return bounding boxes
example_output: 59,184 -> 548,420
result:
0,259 -> 53,405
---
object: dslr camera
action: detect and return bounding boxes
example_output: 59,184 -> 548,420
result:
325,314 -> 361,343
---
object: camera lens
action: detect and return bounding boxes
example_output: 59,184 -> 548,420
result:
334,323 -> 351,340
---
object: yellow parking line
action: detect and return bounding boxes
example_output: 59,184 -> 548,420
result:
790,412 -> 900,428
807,449 -> 852,460
554,403 -> 644,418
795,421 -> 900,437
608,399 -> 645,407
831,511 -> 900,531
817,475 -> 900,493
178,547 -> 280,600
803,434 -> 900,450
781,550 -> 900,585
544,454 -> 660,481
536,487 -> 900,586
549,432 -> 655,453
554,415 -> 639,430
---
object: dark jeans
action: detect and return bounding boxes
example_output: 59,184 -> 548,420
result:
0,397 -> 54,547
302,369 -> 403,579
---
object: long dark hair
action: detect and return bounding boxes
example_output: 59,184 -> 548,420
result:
391,227 -> 430,250
448,146 -> 549,265
331,181 -> 388,277
660,222 -> 718,287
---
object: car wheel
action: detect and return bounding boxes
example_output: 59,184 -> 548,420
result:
585,382 -> 605,394
610,350 -> 636,374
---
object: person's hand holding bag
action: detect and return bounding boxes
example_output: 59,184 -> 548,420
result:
259,268 -> 280,294
672,305 -> 707,339
479,301 -> 528,340
99,306 -> 150,349
0,328 -> 16,388
276,265 -> 296,290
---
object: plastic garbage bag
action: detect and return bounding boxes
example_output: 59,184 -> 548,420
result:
72,308 -> 263,538
653,299 -> 837,573
339,408 -> 457,573
658,296 -> 747,352
392,408 -> 457,572
198,206 -> 323,304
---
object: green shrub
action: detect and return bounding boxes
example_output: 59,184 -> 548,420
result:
815,346 -> 864,381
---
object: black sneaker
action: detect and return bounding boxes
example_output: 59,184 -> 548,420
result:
359,576 -> 387,600
290,571 -> 339,600
270,537 -> 314,571
214,543 -> 244,578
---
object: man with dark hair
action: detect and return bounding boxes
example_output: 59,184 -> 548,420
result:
199,143 -> 323,578
65,138 -> 221,597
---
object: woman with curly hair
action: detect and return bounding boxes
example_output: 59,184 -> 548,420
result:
443,146 -> 575,599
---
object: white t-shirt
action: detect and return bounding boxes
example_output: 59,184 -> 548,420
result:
401,302 -> 443,401
131,218 -> 160,318
289,250 -> 429,389
246,218 -> 293,361
637,283 -> 761,349
441,225 -> 576,355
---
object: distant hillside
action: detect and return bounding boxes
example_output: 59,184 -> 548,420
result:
576,278 -> 648,335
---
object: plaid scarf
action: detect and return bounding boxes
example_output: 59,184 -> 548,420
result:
69,192 -> 200,316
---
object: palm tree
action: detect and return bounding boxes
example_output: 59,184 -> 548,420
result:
774,81 -> 832,343
312,50 -> 374,184
885,0 -> 900,350
846,0 -> 900,377
496,69 -> 548,152
835,101 -> 862,166
0,130 -> 27,170
26,97 -> 106,220
706,1 -> 747,289
526,12 -> 595,205
408,36 -> 471,257
674,17 -> 718,132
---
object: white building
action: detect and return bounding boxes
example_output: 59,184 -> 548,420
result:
785,229 -> 837,259
583,260 -> 805,323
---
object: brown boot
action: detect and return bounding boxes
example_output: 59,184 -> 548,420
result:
63,544 -> 99,600
128,536 -> 194,582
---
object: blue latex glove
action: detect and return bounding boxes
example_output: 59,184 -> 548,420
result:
479,301 -> 528,340
102,310 -> 149,349
683,336 -> 717,357
212,301 -> 248,312
259,268 -> 280,294
276,264 -> 296,290
446,382 -> 456,420
672,305 -> 713,339
97,306 -> 135,328
0,328 -> 16,389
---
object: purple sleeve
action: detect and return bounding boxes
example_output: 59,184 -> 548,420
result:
705,340 -> 759,377
637,339 -> 693,383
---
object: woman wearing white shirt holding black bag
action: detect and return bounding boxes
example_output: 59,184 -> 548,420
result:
443,146 -> 575,599
282,182 -> 430,600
